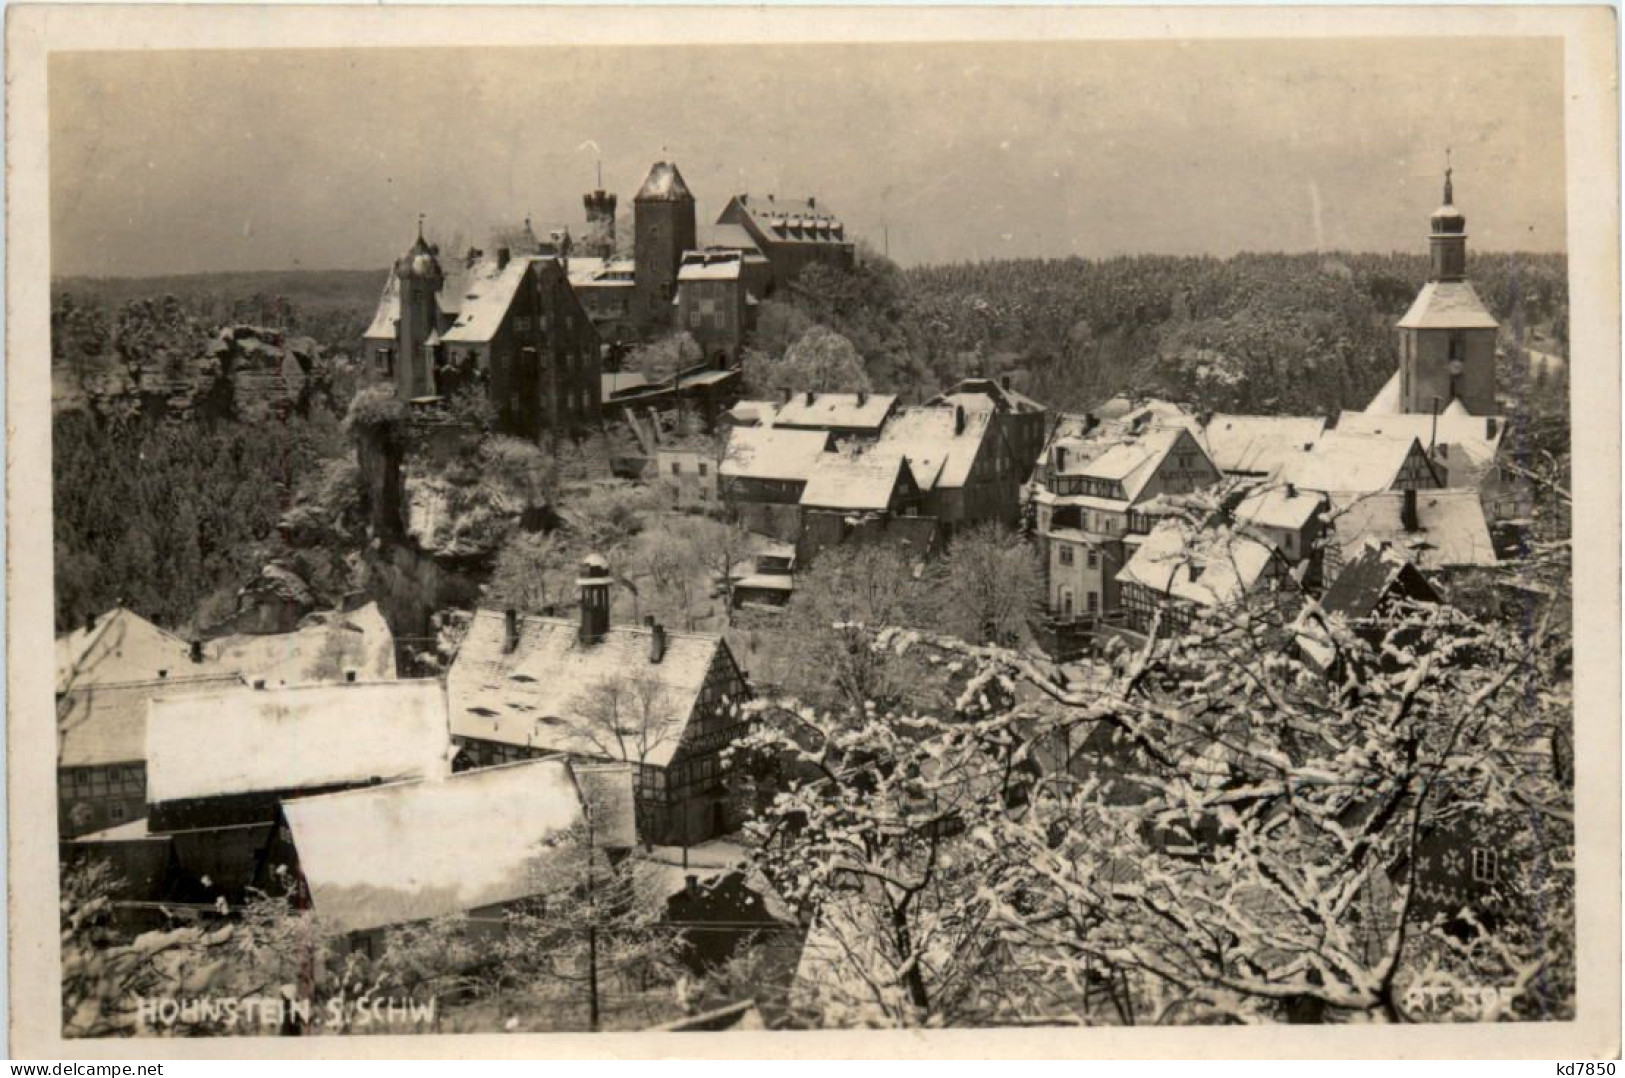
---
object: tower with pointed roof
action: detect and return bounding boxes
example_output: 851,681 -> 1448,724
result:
632,160 -> 696,333
1395,165 -> 1500,416
392,218 -> 445,399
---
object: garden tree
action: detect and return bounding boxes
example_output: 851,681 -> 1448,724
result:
918,522 -> 1043,648
679,516 -> 759,624
485,531 -> 574,616
566,669 -> 684,774
558,481 -> 658,562
494,822 -> 684,1031
742,325 -> 872,398
739,490 -> 1573,1028
628,526 -> 707,631
629,332 -> 703,383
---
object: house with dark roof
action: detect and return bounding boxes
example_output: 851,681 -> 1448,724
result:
446,560 -> 752,846
1294,545 -> 1443,676
711,193 -> 855,296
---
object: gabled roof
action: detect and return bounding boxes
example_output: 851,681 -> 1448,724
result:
1363,371 -> 1403,414
1396,281 -> 1499,330
723,399 -> 780,427
145,680 -> 451,806
568,257 -> 637,288
800,452 -> 911,512
925,377 -> 1048,416
1274,432 -> 1436,496
281,758 -> 586,935
873,405 -> 993,491
1116,522 -> 1275,608
1319,546 -> 1442,620
1334,409 -> 1503,467
204,603 -> 397,689
720,426 -> 831,482
773,392 -> 897,432
446,610 -> 730,768
1056,425 -> 1196,502
1196,414 -> 1327,475
58,674 -> 248,769
440,255 -> 535,345
56,608 -> 212,695
1234,483 -> 1326,533
362,274 -> 401,342
678,251 -> 745,282
707,222 -> 763,255
727,194 -> 849,246
637,161 -> 694,202
1329,489 -> 1499,571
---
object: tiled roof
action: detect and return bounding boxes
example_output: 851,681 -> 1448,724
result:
1396,281 -> 1500,330
446,610 -> 727,768
1116,522 -> 1275,607
57,674 -> 248,769
800,452 -> 909,512
1329,489 -> 1499,571
874,405 -> 992,491
773,392 -> 897,432
731,194 -> 848,245
720,426 -> 831,482
145,680 -> 451,805
281,758 -> 586,935
1197,415 -> 1327,474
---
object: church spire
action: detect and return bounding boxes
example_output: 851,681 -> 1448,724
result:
1428,155 -> 1468,282
1443,149 -> 1454,206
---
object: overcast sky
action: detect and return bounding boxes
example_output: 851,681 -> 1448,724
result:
50,38 -> 1566,278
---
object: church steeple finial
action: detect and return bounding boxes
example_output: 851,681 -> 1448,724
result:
1443,149 -> 1454,206
417,212 -> 426,241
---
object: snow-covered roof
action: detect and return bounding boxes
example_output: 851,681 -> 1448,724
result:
720,426 -> 831,482
926,377 -> 1048,416
1330,489 -> 1499,571
678,252 -> 745,282
1055,425 -> 1194,502
637,161 -> 693,202
362,273 -> 400,342
1273,432 -> 1435,496
145,680 -> 451,805
602,371 -> 650,398
1234,483 -> 1326,533
1116,522 -> 1275,607
204,603 -> 397,689
731,194 -> 848,246
57,674 -> 247,769
1334,409 -> 1503,466
56,607 -> 214,695
446,610 -> 729,768
873,405 -> 993,491
1396,280 -> 1499,330
571,761 -> 638,849
724,399 -> 780,427
567,257 -> 636,288
1196,414 -> 1327,475
799,452 -> 909,512
1363,371 -> 1403,414
440,255 -> 535,345
281,758 -> 586,935
773,392 -> 897,432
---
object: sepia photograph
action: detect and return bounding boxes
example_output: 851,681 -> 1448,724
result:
7,3 -> 1618,1059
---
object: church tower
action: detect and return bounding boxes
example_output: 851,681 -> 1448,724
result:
1395,165 -> 1500,416
393,219 -> 444,400
632,160 -> 696,335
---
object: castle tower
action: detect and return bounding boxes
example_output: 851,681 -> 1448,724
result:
1395,165 -> 1500,417
392,218 -> 444,399
583,185 -> 618,259
632,160 -> 696,335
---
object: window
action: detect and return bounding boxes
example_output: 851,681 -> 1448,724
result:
688,309 -> 702,330
698,462 -> 708,477
1058,546 -> 1074,566
1086,548 -> 1098,569
671,462 -> 681,476
1472,847 -> 1498,884
1087,592 -> 1099,614
108,803 -> 127,822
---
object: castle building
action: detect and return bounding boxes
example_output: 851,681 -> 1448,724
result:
711,193 -> 856,297
632,161 -> 699,331
1371,168 -> 1500,417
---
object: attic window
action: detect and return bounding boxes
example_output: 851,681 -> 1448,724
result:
509,674 -> 537,683
537,716 -> 567,727
468,706 -> 499,718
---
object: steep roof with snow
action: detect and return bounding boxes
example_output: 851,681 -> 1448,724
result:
1273,432 -> 1438,496
1234,483 -> 1327,533
1116,522 -> 1275,607
446,610 -> 732,768
144,680 -> 450,805
281,758 -> 586,935
773,392 -> 897,433
1196,414 -> 1327,475
56,608 -> 214,695
1329,489 -> 1499,571
204,603 -> 397,689
873,405 -> 993,491
799,452 -> 912,512
1396,281 -> 1499,330
57,674 -> 248,769
439,255 -> 535,345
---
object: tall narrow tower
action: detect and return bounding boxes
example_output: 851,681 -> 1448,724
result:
632,160 -> 696,335
583,161 -> 619,259
1395,165 -> 1500,416
393,218 -> 444,399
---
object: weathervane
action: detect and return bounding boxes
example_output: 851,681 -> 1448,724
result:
1444,148 -> 1454,205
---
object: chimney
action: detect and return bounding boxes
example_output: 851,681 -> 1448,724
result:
1401,487 -> 1420,532
84,612 -> 96,634
805,391 -> 815,406
253,679 -> 266,691
650,623 -> 667,665
497,246 -> 511,270
578,555 -> 612,644
808,197 -> 817,209
190,639 -> 204,664
1054,445 -> 1068,473
1001,374 -> 1012,391
685,873 -> 700,897
542,604 -> 557,617
1285,482 -> 1297,499
857,390 -> 868,407
157,669 -> 168,680
345,669 -> 357,683
955,404 -> 966,435
504,608 -> 520,653
643,615 -> 655,628
781,387 -> 792,404
1486,417 -> 1499,439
